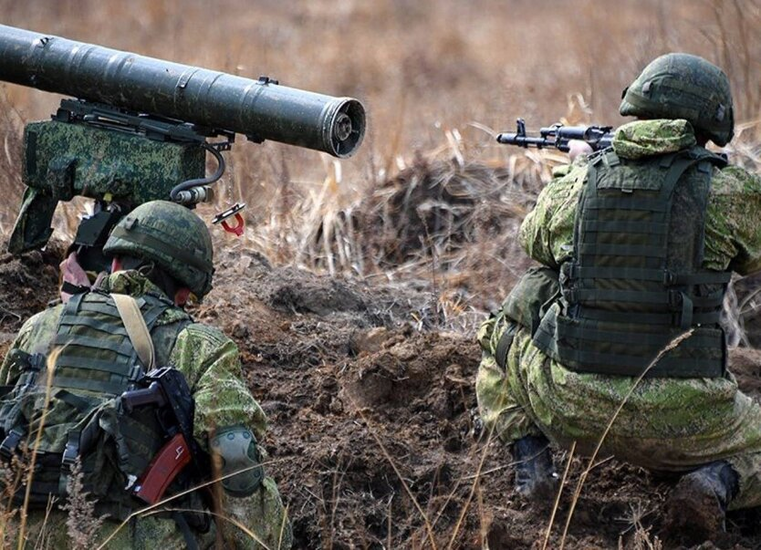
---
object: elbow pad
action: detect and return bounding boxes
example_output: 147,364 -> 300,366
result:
210,426 -> 264,498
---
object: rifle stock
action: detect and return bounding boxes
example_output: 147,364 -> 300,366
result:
133,433 -> 192,505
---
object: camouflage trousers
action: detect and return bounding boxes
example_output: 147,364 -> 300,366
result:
476,313 -> 761,510
3,477 -> 292,549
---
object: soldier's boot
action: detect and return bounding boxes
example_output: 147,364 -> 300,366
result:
664,461 -> 739,543
512,434 -> 558,502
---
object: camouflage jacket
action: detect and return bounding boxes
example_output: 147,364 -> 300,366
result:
521,119 -> 761,276
0,270 -> 268,443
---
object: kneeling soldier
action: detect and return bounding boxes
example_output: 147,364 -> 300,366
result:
477,54 -> 761,541
0,201 -> 291,549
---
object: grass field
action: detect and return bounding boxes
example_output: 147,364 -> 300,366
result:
2,0 -> 760,202
2,0 -> 760,303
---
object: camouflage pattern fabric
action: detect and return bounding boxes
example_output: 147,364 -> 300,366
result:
10,120 -> 205,256
0,271 -> 292,549
476,119 -> 761,510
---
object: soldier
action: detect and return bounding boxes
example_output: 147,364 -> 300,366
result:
0,201 -> 292,549
476,53 -> 761,540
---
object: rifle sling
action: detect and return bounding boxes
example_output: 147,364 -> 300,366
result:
111,293 -> 156,372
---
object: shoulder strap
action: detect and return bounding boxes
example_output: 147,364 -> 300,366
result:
111,293 -> 155,371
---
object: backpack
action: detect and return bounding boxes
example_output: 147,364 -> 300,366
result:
0,289 -> 194,519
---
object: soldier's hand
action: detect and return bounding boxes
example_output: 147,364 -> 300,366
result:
60,252 -> 91,303
568,140 -> 593,161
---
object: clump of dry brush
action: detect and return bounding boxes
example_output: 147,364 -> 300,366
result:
296,144 -> 565,324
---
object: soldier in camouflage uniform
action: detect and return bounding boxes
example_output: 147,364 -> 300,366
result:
476,53 -> 761,539
0,201 -> 292,549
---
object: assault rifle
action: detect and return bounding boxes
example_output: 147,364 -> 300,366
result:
120,367 -> 207,505
497,118 -> 614,153
0,24 -> 366,273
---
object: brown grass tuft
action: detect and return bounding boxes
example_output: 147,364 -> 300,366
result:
62,458 -> 106,549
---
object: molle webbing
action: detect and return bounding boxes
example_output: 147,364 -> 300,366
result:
532,307 -> 726,378
0,290 -> 195,519
535,148 -> 730,378
52,291 -> 172,394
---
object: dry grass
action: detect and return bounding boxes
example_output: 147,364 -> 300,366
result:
0,88 -> 25,235
15,350 -> 58,550
61,460 -> 104,550
1,0 -> 760,244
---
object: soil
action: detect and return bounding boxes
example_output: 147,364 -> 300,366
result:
200,248 -> 761,550
0,240 -> 63,358
5,242 -> 761,549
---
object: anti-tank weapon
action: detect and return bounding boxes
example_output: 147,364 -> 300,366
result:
497,118 -> 613,153
0,24 -> 366,272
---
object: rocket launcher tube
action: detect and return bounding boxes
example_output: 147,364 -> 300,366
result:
0,24 -> 365,158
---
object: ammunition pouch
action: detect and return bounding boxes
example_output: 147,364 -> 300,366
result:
488,266 -> 560,370
503,266 -> 560,335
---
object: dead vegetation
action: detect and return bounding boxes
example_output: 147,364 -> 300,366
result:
0,89 -> 24,236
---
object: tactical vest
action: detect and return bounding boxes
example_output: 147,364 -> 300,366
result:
0,289 -> 192,517
533,147 -> 731,378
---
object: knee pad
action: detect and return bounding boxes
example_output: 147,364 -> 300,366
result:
210,426 -> 264,498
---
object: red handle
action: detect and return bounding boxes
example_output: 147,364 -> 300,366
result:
221,213 -> 245,237
133,433 -> 192,504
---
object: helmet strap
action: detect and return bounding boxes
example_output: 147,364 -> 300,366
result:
115,255 -> 182,301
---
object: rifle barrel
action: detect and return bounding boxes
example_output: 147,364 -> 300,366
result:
496,133 -> 551,149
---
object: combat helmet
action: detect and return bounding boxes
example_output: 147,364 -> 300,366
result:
620,53 -> 734,146
104,200 -> 214,298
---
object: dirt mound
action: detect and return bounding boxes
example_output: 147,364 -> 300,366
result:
203,253 -> 761,549
344,158 -> 518,267
342,328 -> 473,416
226,250 -> 421,323
0,240 -> 63,336
727,347 -> 761,400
